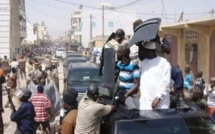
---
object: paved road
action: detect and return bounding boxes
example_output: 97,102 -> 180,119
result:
3,61 -> 64,134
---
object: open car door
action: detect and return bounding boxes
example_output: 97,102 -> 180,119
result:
99,48 -> 116,105
128,18 -> 162,48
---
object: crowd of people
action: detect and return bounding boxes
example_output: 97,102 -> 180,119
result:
0,18 -> 214,134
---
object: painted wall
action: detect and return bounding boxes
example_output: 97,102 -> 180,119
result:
210,30 -> 215,79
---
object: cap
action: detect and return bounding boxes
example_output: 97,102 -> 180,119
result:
63,88 -> 78,105
143,41 -> 156,50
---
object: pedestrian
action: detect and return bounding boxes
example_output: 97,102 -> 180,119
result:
138,41 -> 171,110
11,88 -> 36,134
116,45 -> 140,109
1,55 -> 9,68
59,89 -> 78,134
171,65 -> 184,96
192,85 -> 207,112
204,77 -> 215,116
183,66 -> 193,99
0,69 -> 6,134
44,55 -> 51,71
75,84 -> 115,134
195,70 -> 205,90
39,66 -> 48,81
19,55 -> 26,80
50,64 -> 59,90
10,58 -> 19,69
5,67 -> 17,108
99,29 -> 125,76
29,85 -> 52,133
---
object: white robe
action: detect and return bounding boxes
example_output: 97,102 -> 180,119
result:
139,56 -> 171,110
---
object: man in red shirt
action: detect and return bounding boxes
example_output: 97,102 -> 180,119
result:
29,85 -> 51,133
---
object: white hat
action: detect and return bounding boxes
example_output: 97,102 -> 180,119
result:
143,41 -> 156,50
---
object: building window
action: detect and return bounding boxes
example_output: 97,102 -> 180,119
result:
92,21 -> 96,27
108,21 -> 114,27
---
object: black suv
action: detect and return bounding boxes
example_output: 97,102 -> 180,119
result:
64,63 -> 102,100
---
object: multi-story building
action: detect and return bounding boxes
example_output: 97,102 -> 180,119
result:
33,22 -> 49,45
0,0 -> 26,58
19,0 -> 27,44
70,2 -> 137,48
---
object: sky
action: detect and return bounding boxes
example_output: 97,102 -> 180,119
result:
25,0 -> 215,39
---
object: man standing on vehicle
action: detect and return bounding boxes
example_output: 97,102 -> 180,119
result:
138,41 -> 171,110
116,45 -> 140,109
99,29 -> 125,76
75,84 -> 115,134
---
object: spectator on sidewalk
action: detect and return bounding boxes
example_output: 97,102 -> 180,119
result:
29,85 -> 52,133
195,70 -> 205,91
5,67 -> 17,108
59,89 -> 78,134
192,85 -> 207,112
11,88 -> 36,134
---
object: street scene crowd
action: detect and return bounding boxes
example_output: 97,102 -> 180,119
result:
0,18 -> 214,134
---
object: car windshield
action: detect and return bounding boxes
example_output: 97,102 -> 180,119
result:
117,116 -> 215,134
68,68 -> 102,82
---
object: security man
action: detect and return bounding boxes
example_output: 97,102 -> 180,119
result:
75,84 -> 115,134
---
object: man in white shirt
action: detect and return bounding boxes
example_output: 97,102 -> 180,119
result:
75,84 -> 114,134
10,58 -> 19,69
138,41 -> 171,110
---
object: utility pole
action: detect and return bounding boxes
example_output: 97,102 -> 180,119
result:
209,9 -> 215,17
102,5 -> 104,45
90,14 -> 92,40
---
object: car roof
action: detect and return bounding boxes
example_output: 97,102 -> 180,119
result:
67,57 -> 86,61
66,52 -> 82,55
69,63 -> 98,69
116,105 -> 208,123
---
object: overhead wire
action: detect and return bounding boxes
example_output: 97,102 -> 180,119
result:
27,2 -> 71,20
29,0 -> 77,11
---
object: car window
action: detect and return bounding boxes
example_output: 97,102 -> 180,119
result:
58,48 -> 64,51
68,68 -> 102,82
117,117 -> 215,134
183,116 -> 215,134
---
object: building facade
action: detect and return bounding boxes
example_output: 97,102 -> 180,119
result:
0,0 -> 26,58
33,22 -> 49,45
160,18 -> 215,82
70,2 -> 137,48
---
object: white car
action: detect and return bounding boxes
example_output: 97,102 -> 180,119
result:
55,48 -> 65,58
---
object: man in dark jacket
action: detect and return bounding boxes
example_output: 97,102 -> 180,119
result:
11,88 -> 36,134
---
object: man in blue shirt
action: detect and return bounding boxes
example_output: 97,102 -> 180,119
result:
10,88 -> 36,134
171,65 -> 184,94
117,45 -> 140,109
